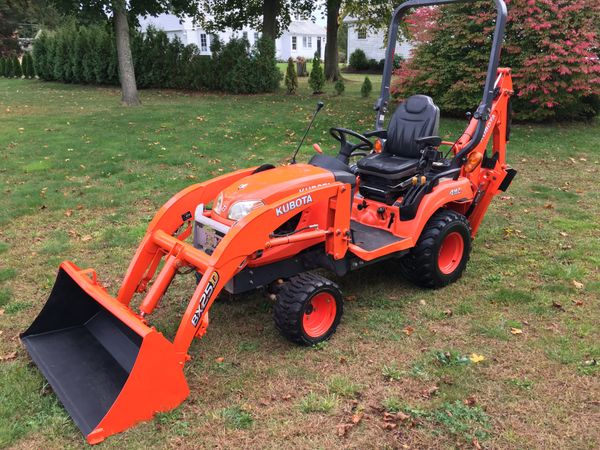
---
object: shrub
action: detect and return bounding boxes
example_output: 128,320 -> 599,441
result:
13,56 -> 22,78
308,52 -> 325,94
349,48 -> 368,71
248,36 -> 281,93
33,32 -> 50,80
0,58 -> 5,77
393,54 -> 404,69
285,57 -> 298,94
334,77 -> 345,95
361,76 -> 372,97
21,54 -> 29,78
394,0 -> 600,121
32,25 -> 281,94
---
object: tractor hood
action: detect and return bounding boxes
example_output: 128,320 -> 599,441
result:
214,164 -> 335,221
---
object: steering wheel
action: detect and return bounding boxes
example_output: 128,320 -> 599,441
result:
330,127 -> 373,164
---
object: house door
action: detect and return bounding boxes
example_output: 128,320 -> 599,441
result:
317,37 -> 322,58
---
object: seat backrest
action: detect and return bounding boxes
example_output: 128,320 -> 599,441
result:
384,95 -> 440,159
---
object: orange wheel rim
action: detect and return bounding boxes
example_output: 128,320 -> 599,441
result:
438,232 -> 464,275
302,292 -> 337,338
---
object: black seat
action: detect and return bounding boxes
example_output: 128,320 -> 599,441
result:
357,95 -> 440,180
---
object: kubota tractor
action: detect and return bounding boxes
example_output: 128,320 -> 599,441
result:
22,0 -> 516,443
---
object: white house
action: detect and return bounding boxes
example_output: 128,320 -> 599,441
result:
138,15 -> 326,61
344,17 -> 412,64
278,21 -> 326,60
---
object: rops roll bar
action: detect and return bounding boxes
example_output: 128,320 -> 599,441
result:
374,0 -> 507,166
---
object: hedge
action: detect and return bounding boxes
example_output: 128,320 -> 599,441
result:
33,25 -> 281,94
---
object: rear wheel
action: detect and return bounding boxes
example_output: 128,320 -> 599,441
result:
400,209 -> 471,288
273,272 -> 343,346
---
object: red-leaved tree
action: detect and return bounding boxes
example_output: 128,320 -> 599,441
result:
393,0 -> 600,121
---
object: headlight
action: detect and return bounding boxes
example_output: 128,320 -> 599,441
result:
228,200 -> 264,221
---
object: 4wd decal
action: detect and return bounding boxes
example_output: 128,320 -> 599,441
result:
191,271 -> 220,326
275,194 -> 313,216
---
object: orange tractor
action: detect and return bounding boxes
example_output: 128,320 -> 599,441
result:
22,0 -> 515,444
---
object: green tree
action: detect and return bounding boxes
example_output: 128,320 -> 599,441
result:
6,56 -> 15,77
0,57 -> 5,77
309,52 -> 325,94
26,52 -> 35,77
14,56 -> 23,77
284,57 -> 298,94
361,76 -> 372,97
33,31 -> 49,79
334,77 -> 345,95
21,52 -> 29,77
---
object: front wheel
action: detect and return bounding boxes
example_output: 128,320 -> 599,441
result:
273,272 -> 343,346
400,209 -> 472,288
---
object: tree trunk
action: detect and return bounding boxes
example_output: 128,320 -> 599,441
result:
113,0 -> 140,106
324,0 -> 341,81
262,0 -> 280,40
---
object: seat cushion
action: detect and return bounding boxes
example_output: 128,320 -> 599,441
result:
356,153 -> 419,178
385,95 -> 440,159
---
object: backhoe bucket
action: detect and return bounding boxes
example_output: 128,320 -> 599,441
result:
21,263 -> 189,444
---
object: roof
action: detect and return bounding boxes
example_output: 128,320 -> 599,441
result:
287,21 -> 326,36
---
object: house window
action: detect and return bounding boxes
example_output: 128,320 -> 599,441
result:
303,36 -> 307,47
292,36 -> 297,50
254,32 -> 259,42
307,36 -> 312,48
357,29 -> 367,39
200,33 -> 208,51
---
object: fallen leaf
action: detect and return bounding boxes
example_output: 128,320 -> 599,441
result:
559,231 -> 568,237
282,394 -> 292,401
339,356 -> 347,364
443,309 -> 453,317
215,357 -> 224,363
421,385 -> 439,398
472,437 -> 482,449
396,411 -> 410,421
337,423 -> 353,437
469,353 -> 486,364
544,203 -> 554,209
552,301 -> 565,311
510,327 -> 523,335
464,395 -> 477,406
571,299 -> 584,306
572,280 -> 584,290
345,295 -> 357,302
383,412 -> 396,422
382,422 -> 398,430
351,412 -> 363,424
402,326 -> 414,336
0,309 -> 4,315
0,351 -> 17,362
64,209 -> 73,217
81,235 -> 93,242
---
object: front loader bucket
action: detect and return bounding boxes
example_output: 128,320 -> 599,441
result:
21,263 -> 189,444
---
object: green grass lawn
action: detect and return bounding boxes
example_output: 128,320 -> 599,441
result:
0,76 -> 599,449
